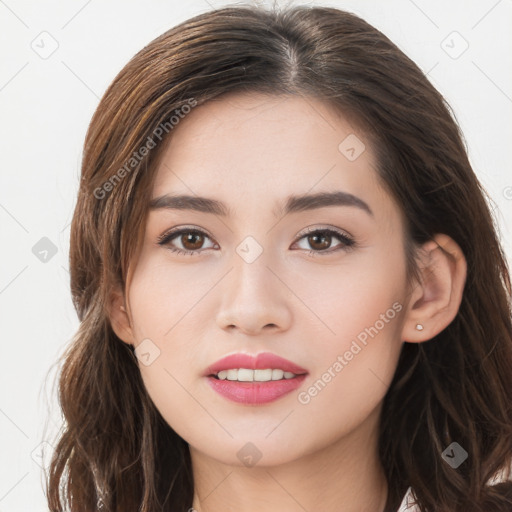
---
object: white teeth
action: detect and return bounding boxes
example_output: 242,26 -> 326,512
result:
272,369 -> 284,380
215,368 -> 299,381
238,368 -> 255,381
226,369 -> 238,380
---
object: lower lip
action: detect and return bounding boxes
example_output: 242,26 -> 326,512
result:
206,374 -> 307,404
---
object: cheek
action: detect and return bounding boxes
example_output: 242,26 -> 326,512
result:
292,292 -> 405,456
128,251 -> 217,339
126,257 -> 211,420
300,306 -> 405,404
289,241 -> 406,343
290,246 -> 406,408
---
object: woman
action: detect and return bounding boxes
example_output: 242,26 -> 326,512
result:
45,4 -> 512,511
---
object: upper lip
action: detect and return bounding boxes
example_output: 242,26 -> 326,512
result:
204,352 -> 308,377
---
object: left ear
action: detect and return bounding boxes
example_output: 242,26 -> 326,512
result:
401,233 -> 467,343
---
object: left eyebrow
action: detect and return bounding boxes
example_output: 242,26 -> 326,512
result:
149,190 -> 373,218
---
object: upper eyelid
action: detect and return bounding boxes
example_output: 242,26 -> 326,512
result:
298,224 -> 353,239
157,225 -> 215,244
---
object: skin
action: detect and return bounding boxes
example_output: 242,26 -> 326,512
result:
110,92 -> 467,512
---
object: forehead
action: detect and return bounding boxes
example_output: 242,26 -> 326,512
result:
151,92 -> 392,221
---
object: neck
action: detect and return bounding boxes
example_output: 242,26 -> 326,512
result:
190,405 -> 388,512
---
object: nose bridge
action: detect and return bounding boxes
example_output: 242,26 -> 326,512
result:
230,233 -> 277,301
215,233 -> 291,333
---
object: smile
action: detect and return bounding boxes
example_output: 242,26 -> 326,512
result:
213,368 -> 299,381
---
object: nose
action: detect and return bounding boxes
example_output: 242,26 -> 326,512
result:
215,248 -> 293,336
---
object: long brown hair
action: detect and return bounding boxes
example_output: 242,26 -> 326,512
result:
45,4 -> 512,511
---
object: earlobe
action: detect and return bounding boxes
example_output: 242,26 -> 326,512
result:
402,233 -> 467,343
108,286 -> 136,346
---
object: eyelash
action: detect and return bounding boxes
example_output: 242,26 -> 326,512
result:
156,225 -> 356,257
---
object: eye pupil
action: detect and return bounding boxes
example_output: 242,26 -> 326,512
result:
309,233 -> 331,250
183,232 -> 204,250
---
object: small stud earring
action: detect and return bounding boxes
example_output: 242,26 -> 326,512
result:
415,323 -> 424,331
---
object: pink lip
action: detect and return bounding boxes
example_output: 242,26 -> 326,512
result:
206,374 -> 307,404
204,352 -> 308,376
204,352 -> 308,405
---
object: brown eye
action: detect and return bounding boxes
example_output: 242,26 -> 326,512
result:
157,228 -> 216,256
307,232 -> 332,251
293,228 -> 355,255
180,232 -> 205,250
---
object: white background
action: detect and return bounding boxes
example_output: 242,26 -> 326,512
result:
1,0 -> 511,510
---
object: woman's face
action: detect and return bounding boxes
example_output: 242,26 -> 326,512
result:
124,92 -> 412,466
